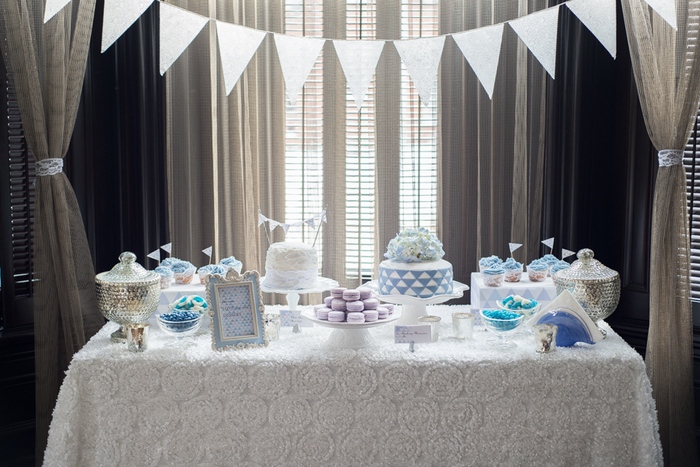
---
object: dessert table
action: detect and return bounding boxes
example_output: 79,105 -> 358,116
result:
44,306 -> 662,466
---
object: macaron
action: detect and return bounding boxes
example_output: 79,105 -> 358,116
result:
328,311 -> 346,322
315,307 -> 331,320
346,300 -> 365,312
363,310 -> 378,322
342,289 -> 361,301
358,287 -> 373,300
346,312 -> 365,323
376,307 -> 389,319
324,296 -> 334,307
331,299 -> 347,312
331,287 -> 347,299
363,298 -> 379,310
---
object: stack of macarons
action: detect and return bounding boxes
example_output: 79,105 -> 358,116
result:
314,287 -> 394,323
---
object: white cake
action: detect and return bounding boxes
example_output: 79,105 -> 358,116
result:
377,228 -> 453,298
263,242 -> 318,290
378,259 -> 454,298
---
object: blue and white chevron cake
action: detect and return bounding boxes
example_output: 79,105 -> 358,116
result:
378,228 -> 453,298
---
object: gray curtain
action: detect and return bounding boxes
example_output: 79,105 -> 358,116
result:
0,0 -> 103,462
438,0 -> 549,287
621,0 -> 700,464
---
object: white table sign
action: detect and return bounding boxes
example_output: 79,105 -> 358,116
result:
280,309 -> 313,327
394,324 -> 432,343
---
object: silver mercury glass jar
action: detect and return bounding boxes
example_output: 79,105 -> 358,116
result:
96,252 -> 160,342
552,248 -> 620,333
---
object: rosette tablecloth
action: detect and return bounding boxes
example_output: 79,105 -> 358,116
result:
44,306 -> 662,466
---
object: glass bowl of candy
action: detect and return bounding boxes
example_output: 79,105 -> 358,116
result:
156,310 -> 204,337
498,295 -> 540,321
480,309 -> 525,348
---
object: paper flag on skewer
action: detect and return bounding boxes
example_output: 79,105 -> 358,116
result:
147,249 -> 161,262
541,237 -> 555,250
203,246 -> 213,257
562,248 -> 576,260
161,243 -> 173,254
509,243 -> 523,254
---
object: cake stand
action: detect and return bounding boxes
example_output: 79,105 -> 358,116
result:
364,280 -> 469,325
261,276 -> 339,333
301,308 -> 401,349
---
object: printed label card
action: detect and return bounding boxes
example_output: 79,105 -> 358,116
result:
394,325 -> 432,344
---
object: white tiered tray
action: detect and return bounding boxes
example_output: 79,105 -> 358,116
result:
364,280 -> 469,324
301,308 -> 401,349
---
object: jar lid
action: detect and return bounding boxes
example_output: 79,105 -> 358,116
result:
555,249 -> 618,282
96,252 -> 159,285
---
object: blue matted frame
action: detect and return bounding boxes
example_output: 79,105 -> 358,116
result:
206,269 -> 267,350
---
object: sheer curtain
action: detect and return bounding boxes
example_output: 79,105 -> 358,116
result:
621,0 -> 700,464
439,0 -> 549,288
0,0 -> 104,460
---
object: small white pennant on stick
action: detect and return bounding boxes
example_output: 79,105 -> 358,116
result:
147,249 -> 161,263
561,248 -> 576,260
203,246 -> 213,264
161,243 -> 173,255
509,243 -> 523,255
541,237 -> 555,253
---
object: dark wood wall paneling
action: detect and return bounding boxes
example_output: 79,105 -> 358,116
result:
0,1 -> 167,465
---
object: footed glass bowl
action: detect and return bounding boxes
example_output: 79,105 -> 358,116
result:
156,312 -> 203,337
480,309 -> 525,348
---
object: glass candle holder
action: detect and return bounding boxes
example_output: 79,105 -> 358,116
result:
126,323 -> 149,352
417,315 -> 441,342
452,312 -> 474,340
534,323 -> 558,353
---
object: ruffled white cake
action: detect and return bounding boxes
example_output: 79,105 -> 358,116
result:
263,242 -> 318,290
377,228 -> 453,298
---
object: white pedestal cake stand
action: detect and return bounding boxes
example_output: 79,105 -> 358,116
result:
301,308 -> 401,349
365,280 -> 469,325
261,276 -> 339,333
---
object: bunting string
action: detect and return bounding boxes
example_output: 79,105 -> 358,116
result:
50,0 -> 655,105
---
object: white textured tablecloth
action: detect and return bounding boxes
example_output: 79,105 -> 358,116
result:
44,306 -> 662,466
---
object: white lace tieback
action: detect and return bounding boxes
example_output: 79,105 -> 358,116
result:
658,149 -> 683,167
36,158 -> 63,176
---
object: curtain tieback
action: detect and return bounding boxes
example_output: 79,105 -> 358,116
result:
658,149 -> 683,167
36,158 -> 63,176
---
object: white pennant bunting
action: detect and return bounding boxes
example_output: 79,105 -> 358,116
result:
216,22 -> 267,95
509,6 -> 561,79
541,237 -> 555,250
508,242 -> 523,254
393,36 -> 446,107
43,0 -> 71,23
161,243 -> 173,254
333,40 -> 385,111
159,3 -> 209,75
274,34 -> 326,106
269,220 -> 279,231
147,249 -> 161,262
643,0 -> 677,29
452,24 -> 504,99
101,0 -> 155,53
306,218 -> 316,230
281,223 -> 291,234
566,0 -> 616,58
258,212 -> 266,226
562,248 -> 576,259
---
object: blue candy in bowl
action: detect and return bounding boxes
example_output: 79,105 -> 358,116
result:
156,310 -> 203,337
480,309 -> 525,348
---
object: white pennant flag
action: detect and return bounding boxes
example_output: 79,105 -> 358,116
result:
562,248 -> 576,259
161,243 -> 173,254
394,36 -> 446,107
306,218 -> 316,230
258,212 -> 266,226
509,242 -> 523,254
159,3 -> 209,75
281,223 -> 291,234
333,40 -> 385,111
101,0 -> 155,53
541,237 -> 555,250
203,246 -> 213,257
643,0 -> 677,29
452,24 -> 504,99
566,0 -> 616,58
147,249 -> 161,262
216,22 -> 267,95
43,0 -> 71,23
509,6 -> 561,79
322,210 -> 327,223
273,34 -> 326,105
269,220 -> 279,231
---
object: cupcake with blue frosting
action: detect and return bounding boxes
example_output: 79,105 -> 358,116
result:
549,260 -> 570,278
154,265 -> 174,289
170,259 -> 196,284
540,254 -> 559,276
527,259 -> 548,282
479,255 -> 503,272
482,266 -> 506,287
502,257 -> 523,282
197,264 -> 229,284
219,256 -> 243,274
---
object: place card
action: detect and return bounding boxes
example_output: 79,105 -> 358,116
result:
394,324 -> 432,344
279,309 -> 313,327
